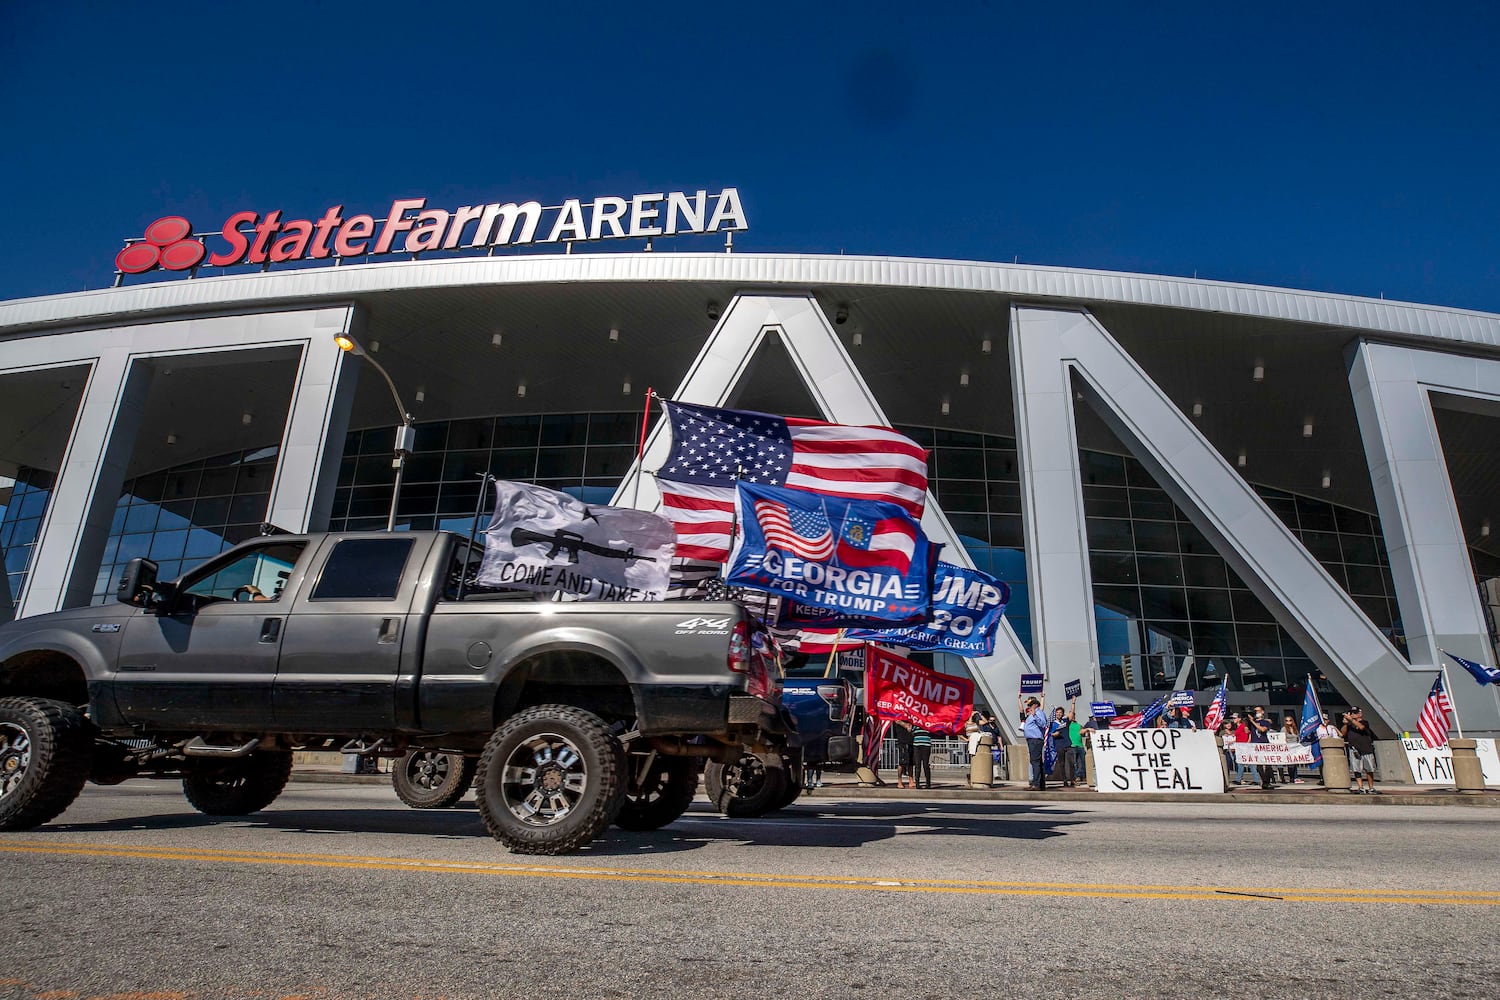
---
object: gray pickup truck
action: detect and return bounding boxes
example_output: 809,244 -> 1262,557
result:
0,531 -> 788,853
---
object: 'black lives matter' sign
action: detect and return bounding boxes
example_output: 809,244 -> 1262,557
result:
1091,729 -> 1225,794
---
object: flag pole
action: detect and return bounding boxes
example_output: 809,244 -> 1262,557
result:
1441,664 -> 1465,739
630,387 -> 656,509
823,629 -> 846,678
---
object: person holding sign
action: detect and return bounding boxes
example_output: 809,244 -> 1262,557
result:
1248,707 -> 1275,790
1020,694 -> 1049,790
1049,707 -> 1076,786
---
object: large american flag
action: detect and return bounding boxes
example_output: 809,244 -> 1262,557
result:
1417,674 -> 1454,748
656,400 -> 928,563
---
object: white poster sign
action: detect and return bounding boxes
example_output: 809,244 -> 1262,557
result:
1235,742 -> 1318,766
1400,737 -> 1500,786
477,480 -> 674,600
1090,729 -> 1225,794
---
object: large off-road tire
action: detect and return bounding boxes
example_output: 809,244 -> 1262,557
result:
704,753 -> 787,818
475,705 -> 625,855
182,750 -> 293,816
393,751 -> 476,809
0,697 -> 94,831
614,755 -> 698,831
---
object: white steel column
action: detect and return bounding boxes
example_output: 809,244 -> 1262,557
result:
1009,305 -> 1101,698
1348,342 -> 1500,692
612,293 -> 1037,738
17,353 -> 152,615
1009,306 -> 1434,736
265,310 -> 360,533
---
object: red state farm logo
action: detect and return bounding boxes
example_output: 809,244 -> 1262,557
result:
115,217 -> 205,274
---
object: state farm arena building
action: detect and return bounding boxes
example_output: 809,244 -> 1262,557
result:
4,248 -> 1500,740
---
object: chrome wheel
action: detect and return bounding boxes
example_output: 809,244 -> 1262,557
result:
0,722 -> 32,800
501,732 -> 588,827
405,751 -> 455,791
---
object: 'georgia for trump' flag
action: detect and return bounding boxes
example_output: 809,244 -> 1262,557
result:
726,482 -> 936,623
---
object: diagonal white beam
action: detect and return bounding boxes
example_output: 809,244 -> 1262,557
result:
1011,305 -> 1437,737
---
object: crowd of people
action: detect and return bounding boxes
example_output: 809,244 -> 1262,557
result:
865,695 -> 1383,793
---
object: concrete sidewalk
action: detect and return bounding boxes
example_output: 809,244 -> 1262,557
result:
289,760 -> 1500,807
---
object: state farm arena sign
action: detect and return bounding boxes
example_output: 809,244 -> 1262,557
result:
115,187 -> 748,277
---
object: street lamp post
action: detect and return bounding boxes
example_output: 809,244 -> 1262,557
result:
334,334 -> 413,531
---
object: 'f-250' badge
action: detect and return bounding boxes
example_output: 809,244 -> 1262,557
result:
91,623 -> 121,633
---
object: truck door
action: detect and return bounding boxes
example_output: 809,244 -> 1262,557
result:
273,535 -> 421,731
115,540 -> 309,730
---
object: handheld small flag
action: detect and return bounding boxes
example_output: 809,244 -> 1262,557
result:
1203,681 -> 1228,732
1298,678 -> 1325,767
1110,696 -> 1169,729
1442,649 -> 1500,687
1417,674 -> 1454,749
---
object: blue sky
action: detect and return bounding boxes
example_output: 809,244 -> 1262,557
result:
3,2 -> 1498,310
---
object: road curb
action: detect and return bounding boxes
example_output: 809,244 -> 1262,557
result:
287,768 -> 1500,805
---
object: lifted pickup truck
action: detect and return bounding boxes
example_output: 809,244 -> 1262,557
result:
0,531 -> 788,854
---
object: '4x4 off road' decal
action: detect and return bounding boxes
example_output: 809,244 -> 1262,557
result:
674,617 -> 732,635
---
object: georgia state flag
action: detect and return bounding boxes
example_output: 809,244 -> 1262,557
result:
836,511 -> 918,572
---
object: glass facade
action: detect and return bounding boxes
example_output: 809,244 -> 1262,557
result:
1,469 -> 55,604
0,410 -> 1478,710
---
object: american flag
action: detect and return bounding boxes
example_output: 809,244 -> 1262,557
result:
1203,680 -> 1228,731
656,400 -> 928,563
1417,674 -> 1454,748
753,498 -> 835,560
1110,696 -> 1168,729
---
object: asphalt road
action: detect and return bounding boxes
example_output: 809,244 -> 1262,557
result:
3,781 -> 1497,1000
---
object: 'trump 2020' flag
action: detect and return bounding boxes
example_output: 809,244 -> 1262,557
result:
864,645 -> 974,735
476,480 -> 675,600
727,482 -> 936,623
781,563 -> 1010,657
655,400 -> 928,563
1417,674 -> 1454,749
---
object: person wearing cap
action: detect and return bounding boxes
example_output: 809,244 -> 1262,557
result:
1019,693 -> 1049,790
1340,707 -> 1380,794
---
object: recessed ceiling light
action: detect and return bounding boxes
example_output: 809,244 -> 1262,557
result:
1236,448 -> 1246,468
517,383 -> 526,398
1303,418 -> 1314,438
491,332 -> 503,348
242,412 -> 253,426
1191,401 -> 1203,418
1252,363 -> 1264,382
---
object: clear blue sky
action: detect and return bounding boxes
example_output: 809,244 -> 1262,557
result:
3,2 -> 1498,311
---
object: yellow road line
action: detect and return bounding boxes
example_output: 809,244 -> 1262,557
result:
2,840 -> 1496,906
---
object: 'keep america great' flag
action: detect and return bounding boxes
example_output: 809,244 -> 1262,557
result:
655,400 -> 928,563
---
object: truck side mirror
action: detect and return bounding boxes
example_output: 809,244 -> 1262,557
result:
115,558 -> 160,607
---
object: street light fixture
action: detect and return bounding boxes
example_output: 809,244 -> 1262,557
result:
334,333 -> 414,531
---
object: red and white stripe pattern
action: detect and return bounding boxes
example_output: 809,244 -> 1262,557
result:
656,401 -> 928,564
753,498 -> 835,560
1417,674 -> 1454,748
782,419 -> 928,513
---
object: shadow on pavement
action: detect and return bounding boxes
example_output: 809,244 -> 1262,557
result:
40,796 -> 1084,853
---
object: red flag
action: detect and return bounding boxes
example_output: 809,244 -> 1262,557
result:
864,646 -> 974,734
1417,674 -> 1453,748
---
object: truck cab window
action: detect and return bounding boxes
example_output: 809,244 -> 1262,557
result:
181,542 -> 306,605
311,538 -> 414,600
